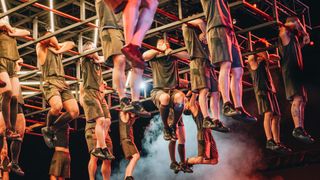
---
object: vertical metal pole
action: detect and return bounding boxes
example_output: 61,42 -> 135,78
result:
272,0 -> 280,68
178,0 -> 183,19
248,31 -> 252,52
80,0 -> 85,20
32,17 -> 38,39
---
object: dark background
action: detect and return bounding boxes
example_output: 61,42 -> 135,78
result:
9,0 -> 320,180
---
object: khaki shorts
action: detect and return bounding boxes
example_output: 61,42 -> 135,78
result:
83,89 -> 110,121
207,27 -> 243,68
119,117 -> 138,159
190,58 -> 218,93
151,88 -> 182,109
49,151 -> 71,178
85,121 -> 113,153
43,79 -> 74,102
0,57 -> 18,77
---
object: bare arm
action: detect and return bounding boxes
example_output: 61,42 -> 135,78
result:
187,18 -> 206,33
171,50 -> 190,60
36,43 -> 47,66
279,26 -> 290,46
269,54 -> 280,61
91,53 -> 105,63
8,28 -> 30,37
142,49 -> 160,61
49,41 -> 75,54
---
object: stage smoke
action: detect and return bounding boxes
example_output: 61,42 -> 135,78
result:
112,115 -> 265,180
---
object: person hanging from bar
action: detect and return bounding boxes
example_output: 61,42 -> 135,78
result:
182,18 -> 229,133
48,123 -> 71,180
247,40 -> 292,153
96,0 -> 151,118
200,0 -> 257,123
0,18 -> 30,139
119,111 -> 140,180
7,58 -> 26,176
183,91 -> 219,166
79,41 -> 115,178
142,39 -> 192,173
36,27 -> 79,148
278,16 -> 315,144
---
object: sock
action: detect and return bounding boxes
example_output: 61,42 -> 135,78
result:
168,140 -> 176,162
2,91 -> 12,129
172,103 -> 184,127
51,112 -> 72,131
10,140 -> 22,164
10,96 -> 18,131
159,105 -> 170,129
178,144 -> 186,163
46,113 -> 58,127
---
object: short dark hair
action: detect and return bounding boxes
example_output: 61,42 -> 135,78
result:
253,39 -> 269,51
39,25 -> 51,37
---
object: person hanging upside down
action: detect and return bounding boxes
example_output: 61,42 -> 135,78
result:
184,91 -> 219,166
247,40 -> 291,153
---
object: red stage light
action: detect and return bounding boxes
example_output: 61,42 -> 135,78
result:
253,3 -> 257,8
309,41 -> 314,46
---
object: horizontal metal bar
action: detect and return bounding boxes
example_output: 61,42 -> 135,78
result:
236,21 -> 279,34
0,0 -> 38,19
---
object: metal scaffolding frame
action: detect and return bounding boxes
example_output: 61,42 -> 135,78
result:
0,0 -> 312,136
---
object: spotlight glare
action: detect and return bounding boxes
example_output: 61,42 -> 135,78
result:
140,82 -> 146,89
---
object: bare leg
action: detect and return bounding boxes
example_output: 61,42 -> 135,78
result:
218,62 -> 231,103
122,0 -> 141,44
130,0 -> 159,46
101,160 -> 111,180
230,67 -> 244,108
125,153 -> 140,177
210,92 -> 220,120
271,115 -> 281,143
88,155 -> 98,180
198,88 -> 209,118
113,55 -> 127,99
291,96 -> 303,128
187,156 -> 218,165
130,68 -> 143,101
0,72 -> 13,130
300,101 -> 306,129
263,112 -> 273,141
95,117 -> 107,148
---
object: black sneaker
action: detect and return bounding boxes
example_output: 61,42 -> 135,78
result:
125,176 -> 134,180
232,107 -> 257,123
131,101 -> 151,118
266,139 -> 278,151
6,129 -> 20,140
120,97 -> 134,112
41,127 -> 54,148
170,161 -> 181,174
8,162 -> 25,176
223,101 -> 240,117
276,143 -> 292,154
179,162 -> 193,173
101,147 -> 115,160
212,119 -> 230,133
163,128 -> 172,141
169,126 -> 178,141
91,148 -> 107,160
203,117 -> 215,129
292,127 -> 315,144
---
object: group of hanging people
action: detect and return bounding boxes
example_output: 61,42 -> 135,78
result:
0,0 -> 316,179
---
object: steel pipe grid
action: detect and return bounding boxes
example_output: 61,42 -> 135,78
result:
0,0 -> 312,133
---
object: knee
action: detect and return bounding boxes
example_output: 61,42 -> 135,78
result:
178,136 -> 186,144
96,117 -> 106,126
133,153 -> 140,160
174,93 -> 185,104
264,112 -> 273,120
220,62 -> 231,72
148,0 -> 159,10
50,104 -> 63,115
231,68 -> 243,82
293,96 -> 304,105
105,118 -> 111,128
113,55 -> 126,69
199,89 -> 209,97
128,0 -> 141,7
69,108 -> 80,119
159,93 -> 170,105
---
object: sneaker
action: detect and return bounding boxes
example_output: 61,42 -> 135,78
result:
292,127 -> 315,144
91,148 -> 107,160
163,128 -> 172,141
120,97 -> 134,112
211,119 -> 230,133
41,127 -> 54,148
266,139 -> 278,151
232,107 -> 257,123
203,117 -> 215,129
276,143 -> 292,154
101,147 -> 115,160
131,101 -> 151,118
8,162 -> 25,176
222,101 -> 240,117
0,79 -> 6,88
121,44 -> 145,69
170,161 -> 181,174
179,162 -> 193,173
169,126 -> 178,141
